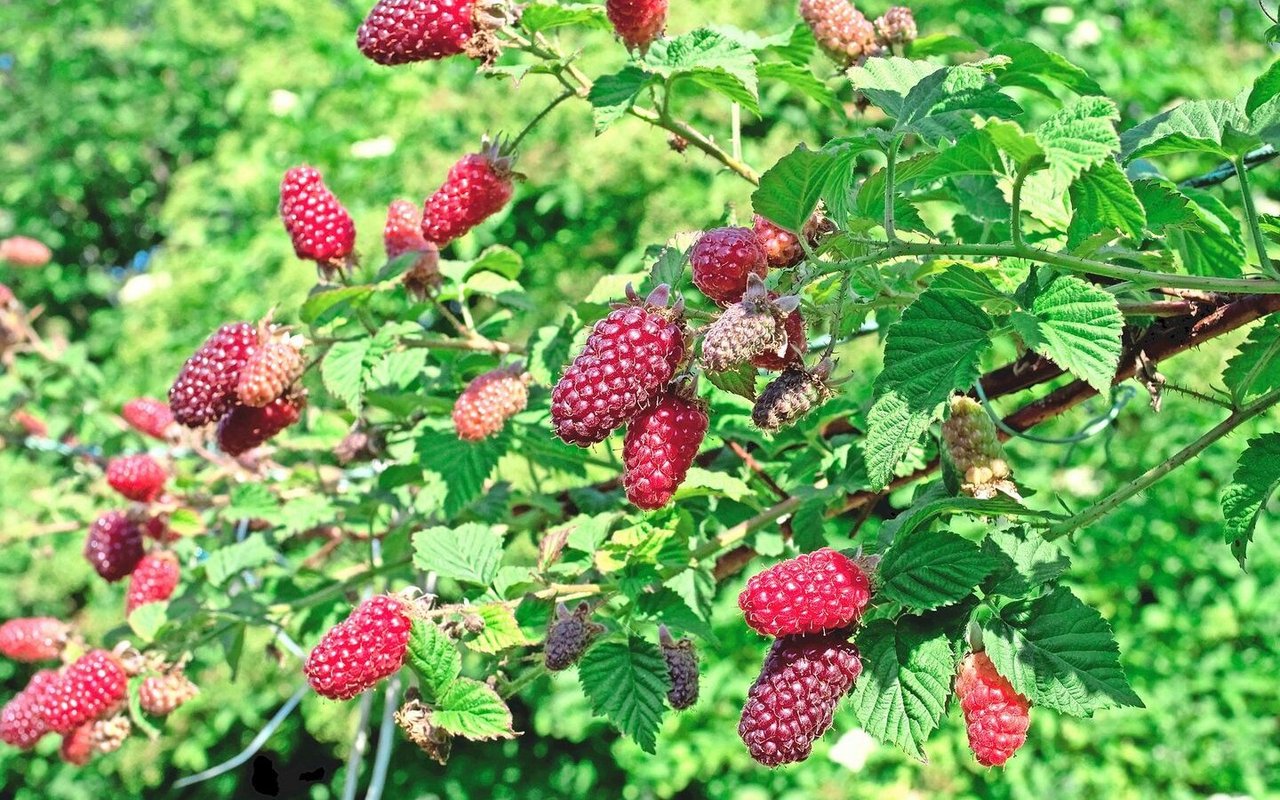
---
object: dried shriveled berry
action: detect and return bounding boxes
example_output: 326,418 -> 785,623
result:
543,603 -> 605,671
751,359 -> 834,432
659,626 -> 699,710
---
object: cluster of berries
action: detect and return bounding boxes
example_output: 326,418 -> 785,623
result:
167,318 -> 307,456
736,548 -> 872,766
280,144 -> 515,293
0,628 -> 196,766
799,0 -> 918,68
541,604 -> 699,711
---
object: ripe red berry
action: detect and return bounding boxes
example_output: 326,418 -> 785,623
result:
551,286 -> 687,446
126,552 -> 181,614
452,366 -> 531,441
37,650 -> 129,735
739,547 -> 872,637
384,199 -> 439,268
305,595 -> 412,700
216,393 -> 304,456
690,227 -> 768,305
121,398 -> 174,440
84,511 -> 145,583
1,670 -> 58,749
279,166 -> 356,267
606,0 -> 667,52
357,0 -> 476,65
138,672 -> 198,716
422,145 -> 515,246
659,626 -> 699,710
799,0 -> 880,68
59,722 -> 95,766
0,236 -> 52,267
738,632 -> 862,766
105,454 -> 167,503
544,603 -> 605,672
955,651 -> 1031,767
0,618 -> 69,662
622,389 -> 708,509
236,335 -> 306,408
168,322 -> 259,427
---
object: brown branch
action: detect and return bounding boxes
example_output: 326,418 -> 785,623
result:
726,439 -> 788,500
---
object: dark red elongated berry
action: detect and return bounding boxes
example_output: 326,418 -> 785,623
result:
622,389 -> 708,510
216,393 -> 304,456
357,0 -> 476,65
37,650 -> 129,735
738,632 -> 862,766
168,322 -> 259,428
659,626 -> 699,710
690,227 -> 768,305
84,511 -> 145,583
0,670 -> 58,749
305,595 -> 413,700
739,547 -> 872,636
126,551 -> 181,614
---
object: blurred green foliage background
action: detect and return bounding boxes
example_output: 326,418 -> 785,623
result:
1,0 -> 1278,797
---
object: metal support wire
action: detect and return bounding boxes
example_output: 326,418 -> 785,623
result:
172,683 -> 309,789
973,379 -> 1137,446
364,676 -> 402,800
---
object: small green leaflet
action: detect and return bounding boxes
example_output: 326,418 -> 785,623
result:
1015,274 -> 1123,394
577,637 -> 669,753
433,678 -> 516,741
1223,318 -> 1280,402
1247,59 -> 1280,116
643,29 -> 759,113
1221,433 -> 1280,566
467,603 -> 530,654
204,534 -> 276,587
406,618 -> 460,702
416,427 -> 509,516
526,314 -> 577,386
703,361 -> 757,400
982,527 -> 1070,598
752,143 -> 847,233
300,285 -> 373,325
850,618 -> 955,761
757,61 -> 841,113
876,529 -> 995,610
1067,159 -> 1145,247
127,676 -> 162,738
127,602 -> 168,644
1120,99 -> 1257,162
982,586 -> 1143,717
864,290 -> 994,490
588,66 -> 650,133
1034,96 -> 1120,193
518,2 -> 610,33
991,39 -> 1103,97
321,338 -> 371,413
1168,188 -> 1246,277
412,523 -> 503,586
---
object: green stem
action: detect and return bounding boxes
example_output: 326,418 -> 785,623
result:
817,241 -> 1280,295
1236,154 -> 1278,278
1010,163 -> 1031,248
508,90 -> 574,151
1044,386 -> 1280,540
884,136 -> 902,241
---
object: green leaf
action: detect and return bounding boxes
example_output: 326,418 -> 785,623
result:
416,427 -> 508,516
204,534 -> 276,587
1169,188 -> 1247,276
1034,96 -> 1120,193
1019,274 -> 1123,394
127,676 -> 162,737
589,66 -> 652,133
752,144 -> 843,232
757,61 -> 841,112
850,618 -> 955,761
412,523 -> 503,585
984,119 -> 1045,170
127,602 -> 168,644
877,529 -> 995,610
518,2 -> 611,33
1247,60 -> 1280,116
406,618 -> 461,701
1067,159 -> 1145,246
640,243 -> 687,295
225,482 -> 278,521
983,586 -> 1143,716
434,678 -> 516,741
1223,318 -> 1280,402
906,33 -> 979,57
527,315 -> 577,386
880,494 -> 1055,546
864,290 -> 994,489
1133,178 -> 1198,234
577,637 -> 669,753
320,338 -> 370,413
465,245 -> 523,280
1221,433 -> 1280,566
300,286 -> 373,325
467,603 -> 530,654
982,527 -> 1070,597
675,468 -> 752,502
1120,100 -> 1243,161
991,40 -> 1103,97
644,29 -> 759,113
848,57 -> 1021,143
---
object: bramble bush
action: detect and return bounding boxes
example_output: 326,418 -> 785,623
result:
2,0 -> 1280,798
